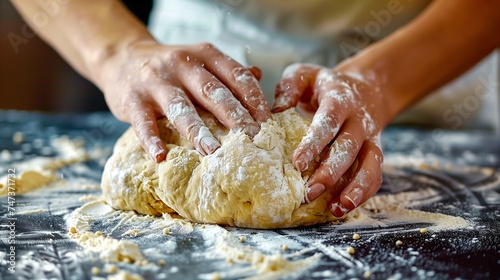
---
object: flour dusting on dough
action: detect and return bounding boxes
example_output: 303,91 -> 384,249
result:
101,109 -> 336,228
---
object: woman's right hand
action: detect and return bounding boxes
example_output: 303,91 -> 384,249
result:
95,41 -> 271,162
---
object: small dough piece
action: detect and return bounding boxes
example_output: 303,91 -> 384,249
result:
101,109 -> 336,228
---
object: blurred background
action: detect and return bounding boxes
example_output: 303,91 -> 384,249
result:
0,0 -> 152,113
1,1 -> 497,132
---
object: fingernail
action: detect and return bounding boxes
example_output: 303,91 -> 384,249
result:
330,201 -> 349,218
154,150 -> 166,163
271,105 -> 285,113
271,96 -> 288,112
345,187 -> 363,208
306,183 -> 325,203
295,158 -> 307,171
148,140 -> 166,163
295,152 -> 312,171
244,124 -> 260,138
200,136 -> 220,155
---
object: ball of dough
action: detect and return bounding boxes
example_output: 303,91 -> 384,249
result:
101,109 -> 336,228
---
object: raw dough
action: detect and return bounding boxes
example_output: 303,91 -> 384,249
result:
101,109 -> 336,228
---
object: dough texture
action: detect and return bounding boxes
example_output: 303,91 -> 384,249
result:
102,109 -> 336,228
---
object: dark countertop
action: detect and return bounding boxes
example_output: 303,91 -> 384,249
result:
0,110 -> 499,280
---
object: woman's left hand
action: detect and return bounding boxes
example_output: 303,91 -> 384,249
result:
273,63 -> 390,217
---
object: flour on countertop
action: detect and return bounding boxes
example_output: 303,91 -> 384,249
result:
0,135 -> 109,196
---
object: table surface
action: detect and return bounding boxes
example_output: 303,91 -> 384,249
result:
0,110 -> 499,280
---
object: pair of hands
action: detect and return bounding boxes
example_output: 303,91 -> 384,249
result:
98,41 -> 386,217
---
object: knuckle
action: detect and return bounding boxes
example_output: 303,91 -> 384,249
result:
201,80 -> 218,95
201,81 -> 231,103
198,42 -> 215,50
282,63 -> 303,78
342,132 -> 361,152
166,98 -> 195,123
166,49 -> 189,63
132,117 -> 155,136
370,141 -> 383,158
184,121 -> 204,142
231,67 -> 256,85
226,105 -> 248,122
275,81 -> 292,95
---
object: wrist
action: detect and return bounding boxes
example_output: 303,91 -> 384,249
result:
335,57 -> 401,128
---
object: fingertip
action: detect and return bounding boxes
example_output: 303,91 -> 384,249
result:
329,197 -> 350,218
244,123 -> 260,139
254,105 -> 273,124
200,136 -> 221,155
148,141 -> 167,163
271,105 -> 288,113
293,149 -> 313,172
305,183 -> 325,203
248,66 -> 262,81
153,150 -> 167,163
272,85 -> 295,112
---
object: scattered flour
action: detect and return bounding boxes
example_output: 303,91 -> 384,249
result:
0,135 -> 109,196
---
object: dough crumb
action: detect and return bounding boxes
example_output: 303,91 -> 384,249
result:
239,236 -> 246,243
13,132 -> 23,143
91,267 -> 100,275
163,228 -> 170,235
158,259 -> 166,266
342,235 -> 348,239
282,244 -> 289,251
395,240 -> 403,246
420,228 -> 428,234
211,272 -> 221,280
79,235 -> 89,242
69,226 -> 77,234
363,271 -> 372,278
105,264 -> 118,273
346,246 -> 355,255
353,233 -> 360,240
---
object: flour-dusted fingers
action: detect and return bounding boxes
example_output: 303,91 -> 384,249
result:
196,43 -> 271,124
330,139 -> 383,217
292,100 -> 345,172
174,54 -> 260,138
273,63 -> 322,112
304,118 -> 365,203
157,85 -> 220,156
130,100 -> 166,163
292,69 -> 361,172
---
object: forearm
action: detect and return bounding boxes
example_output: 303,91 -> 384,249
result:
10,0 -> 154,84
337,0 -> 500,125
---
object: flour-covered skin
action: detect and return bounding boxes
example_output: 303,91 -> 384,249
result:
99,42 -> 271,162
273,64 -> 386,217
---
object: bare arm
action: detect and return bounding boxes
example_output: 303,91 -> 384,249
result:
337,0 -> 500,123
10,0 -> 271,162
10,0 -> 151,82
274,0 -> 500,216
